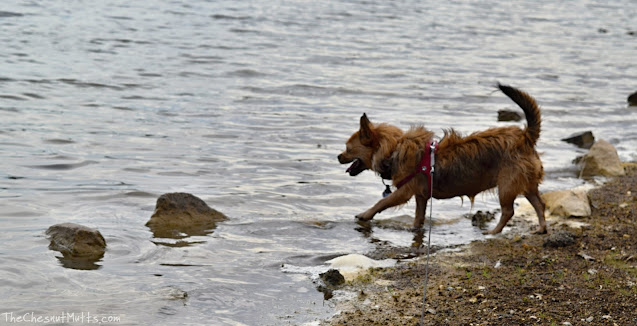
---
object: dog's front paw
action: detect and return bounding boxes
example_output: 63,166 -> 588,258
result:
355,210 -> 376,221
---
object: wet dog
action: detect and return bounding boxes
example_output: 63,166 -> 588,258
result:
338,84 -> 546,234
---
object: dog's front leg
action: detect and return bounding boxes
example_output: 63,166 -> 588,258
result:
356,186 -> 414,221
414,195 -> 427,228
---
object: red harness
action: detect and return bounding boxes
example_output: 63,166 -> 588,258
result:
396,140 -> 439,198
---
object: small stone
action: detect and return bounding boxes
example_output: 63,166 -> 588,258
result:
601,315 -> 611,320
320,269 -> 345,287
544,231 -> 576,248
578,252 -> 595,261
562,322 -> 572,326
588,269 -> 598,275
586,316 -> 594,322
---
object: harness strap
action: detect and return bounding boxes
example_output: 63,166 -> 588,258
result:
395,140 -> 439,197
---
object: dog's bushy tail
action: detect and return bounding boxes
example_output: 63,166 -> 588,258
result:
498,83 -> 541,145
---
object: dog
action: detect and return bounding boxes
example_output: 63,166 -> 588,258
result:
337,84 -> 546,234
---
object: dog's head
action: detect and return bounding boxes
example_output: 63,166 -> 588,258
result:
338,114 -> 378,176
338,114 -> 402,178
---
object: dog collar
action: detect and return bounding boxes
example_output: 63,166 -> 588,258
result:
396,140 -> 439,197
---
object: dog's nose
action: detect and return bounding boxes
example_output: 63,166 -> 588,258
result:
337,154 -> 342,161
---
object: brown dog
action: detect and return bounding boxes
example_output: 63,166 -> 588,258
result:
338,84 -> 546,234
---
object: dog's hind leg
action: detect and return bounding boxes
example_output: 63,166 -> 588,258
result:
484,193 -> 516,235
414,195 -> 428,228
525,188 -> 547,234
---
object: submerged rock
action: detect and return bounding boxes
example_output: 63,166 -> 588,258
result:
578,139 -> 625,178
542,187 -> 592,218
146,192 -> 227,239
561,131 -> 595,149
46,223 -> 106,269
497,110 -> 522,122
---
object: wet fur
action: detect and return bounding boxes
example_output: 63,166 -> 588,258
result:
338,84 -> 547,234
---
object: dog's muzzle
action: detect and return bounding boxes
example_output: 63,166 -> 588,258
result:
338,154 -> 366,176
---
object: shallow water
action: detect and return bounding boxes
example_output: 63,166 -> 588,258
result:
1,0 -> 636,325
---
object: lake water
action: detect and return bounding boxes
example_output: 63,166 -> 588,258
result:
1,0 -> 636,325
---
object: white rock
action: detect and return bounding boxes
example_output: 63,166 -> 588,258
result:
542,185 -> 593,218
326,254 -> 395,281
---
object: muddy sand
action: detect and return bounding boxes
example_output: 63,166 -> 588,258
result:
322,165 -> 637,326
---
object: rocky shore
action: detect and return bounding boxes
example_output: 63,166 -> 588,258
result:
322,164 -> 637,326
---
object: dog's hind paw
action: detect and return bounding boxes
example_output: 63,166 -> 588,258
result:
532,226 -> 548,234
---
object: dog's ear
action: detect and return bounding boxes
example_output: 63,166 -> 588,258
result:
359,113 -> 377,146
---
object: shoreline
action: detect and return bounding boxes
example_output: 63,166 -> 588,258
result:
320,164 -> 637,325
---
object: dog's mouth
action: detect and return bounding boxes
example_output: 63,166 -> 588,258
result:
346,158 -> 366,176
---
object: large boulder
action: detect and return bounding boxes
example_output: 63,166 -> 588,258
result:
46,223 -> 106,259
579,139 -> 625,178
542,187 -> 592,218
146,193 -> 227,238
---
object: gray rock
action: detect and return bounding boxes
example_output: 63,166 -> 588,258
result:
46,223 -> 106,259
146,193 -> 227,239
561,131 -> 595,149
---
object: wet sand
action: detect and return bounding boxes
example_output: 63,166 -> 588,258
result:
322,164 -> 637,325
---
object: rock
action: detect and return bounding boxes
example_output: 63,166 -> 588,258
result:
320,269 -> 345,287
146,193 -> 227,239
497,110 -> 522,122
579,140 -> 625,178
561,131 -> 595,149
628,91 -> 637,106
46,223 -> 106,258
578,252 -> 595,261
543,231 -> 576,248
317,269 -> 346,300
466,210 -> 495,229
46,223 -> 106,269
542,187 -> 592,218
